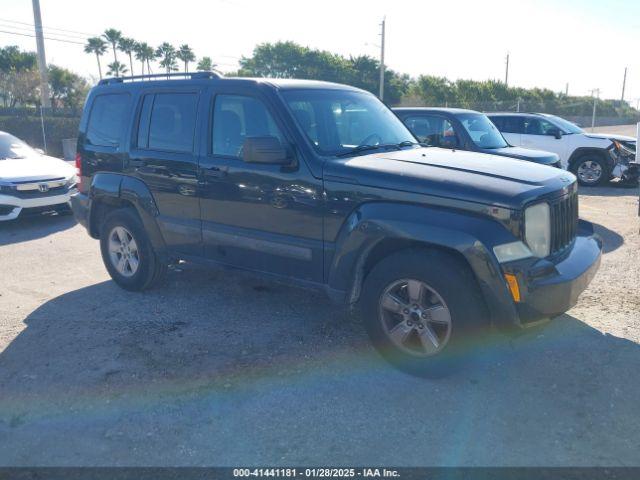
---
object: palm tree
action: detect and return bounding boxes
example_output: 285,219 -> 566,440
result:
84,37 -> 107,79
196,56 -> 217,71
118,37 -> 137,75
106,61 -> 128,77
176,44 -> 196,73
135,42 -> 155,76
156,42 -> 178,74
102,28 -> 122,66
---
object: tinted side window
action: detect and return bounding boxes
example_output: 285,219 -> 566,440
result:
404,115 -> 456,146
147,93 -> 198,152
524,117 -> 556,135
212,95 -> 284,158
86,93 -> 130,147
492,116 -> 524,134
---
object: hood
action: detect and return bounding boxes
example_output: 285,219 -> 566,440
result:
0,154 -> 75,183
479,146 -> 560,165
583,133 -> 636,143
325,147 -> 576,210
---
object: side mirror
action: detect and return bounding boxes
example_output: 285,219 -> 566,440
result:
241,136 -> 290,165
548,128 -> 563,140
34,148 -> 45,155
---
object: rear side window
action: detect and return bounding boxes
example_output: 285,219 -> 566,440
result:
491,116 -> 524,134
86,93 -> 130,147
142,93 -> 198,153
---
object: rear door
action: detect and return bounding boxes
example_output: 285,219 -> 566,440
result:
128,87 -> 204,256
490,115 -> 523,146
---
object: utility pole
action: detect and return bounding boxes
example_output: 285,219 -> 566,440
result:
505,53 -> 509,86
590,88 -> 600,132
621,67 -> 627,102
379,17 -> 386,102
565,83 -> 569,96
32,0 -> 51,109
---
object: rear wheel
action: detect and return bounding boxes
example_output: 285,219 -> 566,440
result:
572,155 -> 608,186
360,249 -> 488,376
99,208 -> 166,291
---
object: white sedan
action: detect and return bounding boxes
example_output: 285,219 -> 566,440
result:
0,131 -> 77,221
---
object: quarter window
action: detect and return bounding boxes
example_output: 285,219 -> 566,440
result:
212,95 -> 284,158
86,93 -> 130,147
144,93 -> 198,153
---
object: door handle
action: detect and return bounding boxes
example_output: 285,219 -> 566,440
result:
202,166 -> 227,178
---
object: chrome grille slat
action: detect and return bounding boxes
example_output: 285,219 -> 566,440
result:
549,192 -> 578,255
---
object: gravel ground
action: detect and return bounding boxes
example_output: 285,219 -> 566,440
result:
0,180 -> 638,466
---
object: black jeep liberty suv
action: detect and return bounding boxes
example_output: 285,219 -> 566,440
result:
71,72 -> 602,372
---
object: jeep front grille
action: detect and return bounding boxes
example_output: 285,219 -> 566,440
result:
550,192 -> 579,254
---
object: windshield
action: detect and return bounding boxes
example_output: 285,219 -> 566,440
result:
458,113 -> 508,149
546,115 -> 584,134
281,89 -> 416,156
0,132 -> 36,159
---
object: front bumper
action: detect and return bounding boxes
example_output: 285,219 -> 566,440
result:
502,220 -> 602,326
0,191 -> 72,221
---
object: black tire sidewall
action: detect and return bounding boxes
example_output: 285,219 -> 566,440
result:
99,209 -> 156,291
360,249 -> 487,376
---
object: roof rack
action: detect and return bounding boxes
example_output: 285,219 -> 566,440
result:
98,71 -> 222,85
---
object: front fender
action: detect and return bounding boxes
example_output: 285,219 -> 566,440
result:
328,202 -> 520,327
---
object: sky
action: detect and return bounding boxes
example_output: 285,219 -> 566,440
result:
1,0 -> 639,103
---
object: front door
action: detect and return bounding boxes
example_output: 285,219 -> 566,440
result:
520,116 -> 568,162
198,88 -> 323,283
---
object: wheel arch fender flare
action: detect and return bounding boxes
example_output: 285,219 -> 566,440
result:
328,202 -> 520,327
88,173 -> 166,253
568,147 -> 612,171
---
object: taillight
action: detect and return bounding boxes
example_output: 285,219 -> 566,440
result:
75,152 -> 86,193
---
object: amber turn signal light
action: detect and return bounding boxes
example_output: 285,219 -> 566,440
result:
504,273 -> 521,303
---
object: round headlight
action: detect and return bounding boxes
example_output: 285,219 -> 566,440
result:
525,202 -> 551,257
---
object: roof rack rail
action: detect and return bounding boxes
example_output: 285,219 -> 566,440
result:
98,71 -> 222,85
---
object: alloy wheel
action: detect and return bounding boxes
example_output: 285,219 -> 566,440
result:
378,279 -> 452,357
108,226 -> 140,277
577,160 -> 603,185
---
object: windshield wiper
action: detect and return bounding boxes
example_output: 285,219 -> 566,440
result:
335,144 -> 383,157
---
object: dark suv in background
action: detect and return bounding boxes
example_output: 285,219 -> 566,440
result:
72,72 -> 602,374
394,107 -> 561,167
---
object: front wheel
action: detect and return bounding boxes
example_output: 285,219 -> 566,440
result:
360,249 -> 488,376
572,155 -> 608,186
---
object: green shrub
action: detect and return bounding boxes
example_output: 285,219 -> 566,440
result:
0,115 -> 80,158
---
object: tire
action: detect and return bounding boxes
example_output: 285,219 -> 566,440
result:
571,154 -> 609,186
359,249 -> 488,377
99,208 -> 167,291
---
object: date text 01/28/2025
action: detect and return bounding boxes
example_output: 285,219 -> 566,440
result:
233,468 -> 400,478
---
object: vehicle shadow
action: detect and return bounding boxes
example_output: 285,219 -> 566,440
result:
592,222 -> 624,253
1,266 -> 640,466
0,212 -> 76,246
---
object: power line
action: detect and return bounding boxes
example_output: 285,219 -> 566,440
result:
0,21 -> 89,41
0,28 -> 85,45
0,17 -> 97,37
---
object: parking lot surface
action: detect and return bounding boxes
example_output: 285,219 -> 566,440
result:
0,183 -> 638,466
